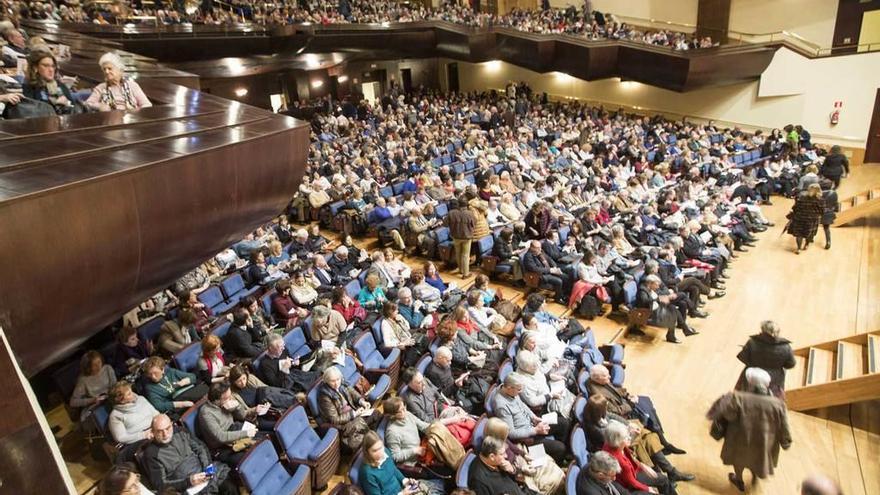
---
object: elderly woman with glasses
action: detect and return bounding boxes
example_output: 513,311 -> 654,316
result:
85,52 -> 151,112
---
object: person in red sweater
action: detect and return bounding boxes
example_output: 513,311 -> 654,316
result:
271,279 -> 308,329
602,421 -> 677,495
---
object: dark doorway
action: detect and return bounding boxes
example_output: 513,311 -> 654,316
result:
329,76 -> 340,103
867,88 -> 880,163
447,63 -> 459,93
401,68 -> 413,94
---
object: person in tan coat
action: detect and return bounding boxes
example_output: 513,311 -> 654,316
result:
708,367 -> 792,492
158,309 -> 199,356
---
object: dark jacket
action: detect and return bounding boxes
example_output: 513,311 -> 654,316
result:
821,189 -> 839,225
447,207 -> 476,240
523,251 -> 557,274
316,382 -> 363,427
787,193 -> 824,239
257,350 -> 317,392
820,153 -> 849,178
21,80 -> 75,112
469,455 -> 532,495
143,429 -> 231,494
425,361 -> 457,398
576,468 -> 634,495
403,380 -> 445,423
328,255 -> 357,282
224,325 -> 264,359
736,333 -> 796,393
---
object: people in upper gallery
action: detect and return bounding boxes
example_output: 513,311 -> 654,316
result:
734,320 -> 795,399
707,367 -> 792,492
84,52 -> 151,112
70,350 -> 117,422
112,326 -> 153,377
22,50 -> 78,115
141,414 -> 238,495
786,182 -> 825,254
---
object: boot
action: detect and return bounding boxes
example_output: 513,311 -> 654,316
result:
825,242 -> 831,250
666,329 -> 681,344
682,325 -> 699,336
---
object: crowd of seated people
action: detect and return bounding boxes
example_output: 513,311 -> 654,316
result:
4,0 -> 712,50
65,79 -> 839,495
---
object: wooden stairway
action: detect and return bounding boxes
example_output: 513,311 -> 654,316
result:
833,187 -> 880,226
785,331 -> 880,411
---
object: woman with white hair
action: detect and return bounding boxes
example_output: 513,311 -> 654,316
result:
85,52 -> 151,112
708,367 -> 792,492
735,320 -> 796,398
514,350 -> 575,420
316,366 -> 381,451
601,421 -> 677,495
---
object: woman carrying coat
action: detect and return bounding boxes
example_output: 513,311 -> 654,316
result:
786,183 -> 825,254
735,321 -> 796,399
707,368 -> 792,492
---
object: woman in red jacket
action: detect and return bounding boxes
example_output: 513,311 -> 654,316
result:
601,421 -> 677,495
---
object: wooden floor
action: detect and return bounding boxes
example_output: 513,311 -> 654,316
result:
48,165 -> 880,494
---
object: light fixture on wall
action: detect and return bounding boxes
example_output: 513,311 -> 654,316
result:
338,75 -> 349,83
620,80 -> 639,90
311,80 -> 324,88
234,87 -> 248,97
553,71 -> 574,82
484,60 -> 502,72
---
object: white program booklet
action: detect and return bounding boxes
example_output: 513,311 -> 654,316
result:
541,412 -> 559,426
528,443 -> 548,467
549,380 -> 565,395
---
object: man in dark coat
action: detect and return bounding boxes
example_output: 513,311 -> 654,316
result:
819,178 -> 838,249
523,240 -> 566,303
735,321 -> 796,398
223,309 -> 264,359
576,451 -> 636,495
447,197 -> 476,277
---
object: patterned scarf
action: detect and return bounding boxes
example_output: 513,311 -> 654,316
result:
100,77 -> 136,110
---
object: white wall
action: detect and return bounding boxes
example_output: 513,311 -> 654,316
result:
447,47 -> 880,147
729,0 -> 839,47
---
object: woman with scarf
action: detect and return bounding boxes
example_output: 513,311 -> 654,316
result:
196,334 -> 228,385
23,50 -> 78,115
84,52 -> 151,112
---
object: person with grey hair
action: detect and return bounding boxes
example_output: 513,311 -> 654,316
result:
328,244 -> 359,283
708,367 -> 792,492
84,51 -> 151,111
576,450 -> 631,495
634,273 -> 697,343
317,365 -> 381,451
601,421 -> 676,494
801,474 -> 842,495
514,350 -> 575,424
309,304 -> 348,343
494,373 -> 568,464
256,333 -> 318,392
734,320 -> 796,398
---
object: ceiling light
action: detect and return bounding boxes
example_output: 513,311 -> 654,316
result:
338,75 -> 349,83
311,80 -> 324,88
234,88 -> 248,97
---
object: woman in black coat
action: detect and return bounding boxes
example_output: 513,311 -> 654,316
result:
735,321 -> 796,399
786,183 -> 825,253
819,179 -> 838,250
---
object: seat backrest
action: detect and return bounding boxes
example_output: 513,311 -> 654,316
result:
92,402 -> 111,435
371,317 -> 384,346
558,225 -> 571,244
220,273 -> 246,299
472,416 -> 487,451
435,202 -> 449,218
353,331 -> 378,362
379,186 -> 393,198
499,359 -> 514,383
307,383 -> 322,418
137,316 -> 165,344
210,320 -> 232,340
571,427 -> 590,468
433,226 -> 450,243
349,452 -> 365,486
260,290 -> 275,316
392,181 -> 406,195
484,384 -> 499,416
455,452 -> 476,488
577,369 -> 590,396
251,351 -> 267,378
197,286 -> 226,309
477,235 -> 494,256
506,339 -> 518,360
574,395 -> 587,424
329,201 -> 346,216
566,463 -> 580,495
180,399 -> 205,437
344,279 -> 361,298
172,342 -> 201,373
415,353 -> 432,376
283,326 -> 307,353
377,417 -> 388,440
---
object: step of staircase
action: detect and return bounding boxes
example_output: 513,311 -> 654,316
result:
806,347 -> 835,386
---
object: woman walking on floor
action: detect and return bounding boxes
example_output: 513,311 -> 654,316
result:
786,183 -> 825,254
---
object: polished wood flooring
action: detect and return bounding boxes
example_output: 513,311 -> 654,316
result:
49,165 -> 880,494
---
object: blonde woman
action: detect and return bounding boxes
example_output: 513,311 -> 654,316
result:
484,417 -> 565,494
787,183 -> 825,253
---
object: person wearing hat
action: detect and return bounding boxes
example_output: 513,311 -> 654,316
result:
707,367 -> 792,492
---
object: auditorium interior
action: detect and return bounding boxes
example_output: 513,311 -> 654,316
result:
2,0 -> 880,494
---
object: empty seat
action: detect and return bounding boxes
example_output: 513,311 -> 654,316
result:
219,273 -> 261,304
570,427 -> 590,468
282,327 -> 311,360
137,316 -> 165,345
237,438 -> 311,495
353,332 -> 402,391
344,279 -> 362,299
335,354 -> 392,404
172,342 -> 201,374
274,405 -> 340,490
197,286 -> 238,314
210,320 -> 232,340
566,463 -> 580,495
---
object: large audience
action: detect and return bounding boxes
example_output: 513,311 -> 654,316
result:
56,77 -> 848,495
1,0 -> 714,50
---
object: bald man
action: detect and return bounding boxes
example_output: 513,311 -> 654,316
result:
802,475 -> 842,495
142,414 -> 237,495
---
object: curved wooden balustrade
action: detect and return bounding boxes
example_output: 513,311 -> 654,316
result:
26,19 -> 781,92
0,26 -> 309,377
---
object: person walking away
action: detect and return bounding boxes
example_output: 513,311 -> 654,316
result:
786,183 -> 824,254
448,197 -> 476,278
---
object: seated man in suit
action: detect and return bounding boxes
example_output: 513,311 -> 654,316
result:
424,346 -> 468,399
588,364 -> 684,456
494,373 -> 568,465
287,229 -> 311,259
576,451 -> 635,495
469,436 -> 537,495
143,414 -> 238,495
522,240 -> 567,304
679,224 -> 729,276
223,308 -> 265,359
634,275 -> 697,344
310,253 -> 336,291
327,245 -> 360,283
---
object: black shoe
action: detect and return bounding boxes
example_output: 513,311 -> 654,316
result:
709,290 -> 726,299
743,242 -> 756,247
663,444 -> 687,455
734,247 -> 748,252
666,335 -> 682,344
690,310 -> 708,319
628,326 -> 647,336
670,470 -> 696,482
825,242 -> 831,250
698,300 -> 706,307
682,326 -> 700,336
764,222 -> 775,227
729,473 -> 745,492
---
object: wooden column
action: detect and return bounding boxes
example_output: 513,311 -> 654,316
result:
696,0 -> 731,44
0,328 -> 74,494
